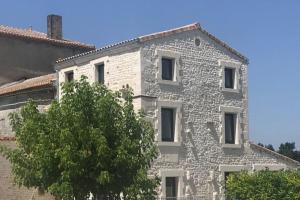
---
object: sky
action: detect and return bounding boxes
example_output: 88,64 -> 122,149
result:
0,0 -> 299,149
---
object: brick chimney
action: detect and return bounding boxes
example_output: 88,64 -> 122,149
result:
47,14 -> 62,40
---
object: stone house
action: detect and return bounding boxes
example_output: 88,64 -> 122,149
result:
0,14 -> 94,85
55,23 -> 300,199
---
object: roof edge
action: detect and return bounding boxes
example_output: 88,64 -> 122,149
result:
56,22 -> 249,65
250,142 -> 300,166
0,31 -> 95,50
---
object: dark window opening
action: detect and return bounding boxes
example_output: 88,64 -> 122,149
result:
224,68 -> 235,89
161,108 -> 175,142
166,177 -> 177,199
162,58 -> 174,81
97,64 -> 104,84
65,71 -> 74,82
225,113 -> 236,144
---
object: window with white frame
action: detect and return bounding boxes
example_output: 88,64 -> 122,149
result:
65,71 -> 74,82
96,63 -> 105,84
165,177 -> 178,199
157,101 -> 182,145
160,169 -> 184,199
219,60 -> 241,92
220,106 -> 242,147
224,113 -> 236,144
156,50 -> 181,85
224,67 -> 235,89
161,108 -> 175,142
162,58 -> 174,81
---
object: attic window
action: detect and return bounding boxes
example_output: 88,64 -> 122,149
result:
195,38 -> 200,46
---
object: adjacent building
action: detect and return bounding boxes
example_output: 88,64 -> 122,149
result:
0,15 -> 94,200
0,14 -> 94,85
55,23 -> 300,199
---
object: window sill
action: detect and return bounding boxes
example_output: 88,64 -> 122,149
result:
158,79 -> 180,86
157,141 -> 181,147
222,88 -> 240,93
222,144 -> 242,149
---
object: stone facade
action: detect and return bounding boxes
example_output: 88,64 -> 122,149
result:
55,23 -> 300,199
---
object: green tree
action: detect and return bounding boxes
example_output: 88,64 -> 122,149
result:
0,76 -> 159,200
278,142 -> 300,162
226,170 -> 300,200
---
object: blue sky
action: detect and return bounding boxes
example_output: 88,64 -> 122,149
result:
1,0 -> 299,149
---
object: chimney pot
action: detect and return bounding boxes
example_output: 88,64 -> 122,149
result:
47,15 -> 62,40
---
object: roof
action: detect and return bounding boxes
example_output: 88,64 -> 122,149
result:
0,25 -> 95,49
0,73 -> 56,96
250,142 -> 300,166
57,23 -> 249,64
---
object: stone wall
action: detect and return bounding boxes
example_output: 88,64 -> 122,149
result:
58,48 -> 142,110
0,88 -> 55,136
0,36 -> 90,85
139,29 -> 299,199
56,29 -> 300,199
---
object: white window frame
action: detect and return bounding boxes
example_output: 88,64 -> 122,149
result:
90,56 -> 109,84
156,101 -> 182,147
156,49 -> 181,86
58,66 -> 78,99
219,165 -> 251,200
220,106 -> 242,148
159,169 -> 184,199
219,60 -> 241,93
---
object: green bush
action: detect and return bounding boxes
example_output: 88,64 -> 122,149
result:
226,169 -> 300,200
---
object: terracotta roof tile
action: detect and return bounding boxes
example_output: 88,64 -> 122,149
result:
57,23 -> 248,64
0,25 -> 95,49
0,73 -> 56,96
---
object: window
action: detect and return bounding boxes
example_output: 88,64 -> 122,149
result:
65,71 -> 74,82
166,177 -> 177,199
225,113 -> 236,144
224,67 -> 235,89
161,108 -> 175,142
96,64 -> 104,84
162,58 -> 174,81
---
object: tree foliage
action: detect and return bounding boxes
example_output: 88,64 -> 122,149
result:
278,142 -> 300,162
226,170 -> 300,200
0,76 -> 159,200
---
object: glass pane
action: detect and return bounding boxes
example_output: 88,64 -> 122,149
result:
97,64 -> 104,84
225,113 -> 235,144
162,58 -> 173,80
161,108 -> 174,142
225,68 -> 234,89
166,177 -> 177,199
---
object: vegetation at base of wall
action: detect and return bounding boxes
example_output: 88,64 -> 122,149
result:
0,76 -> 160,200
225,169 -> 300,200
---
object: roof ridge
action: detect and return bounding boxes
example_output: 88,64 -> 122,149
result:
250,142 -> 300,166
56,22 -> 248,64
0,24 -> 95,49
